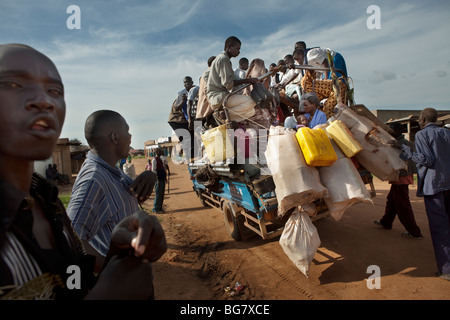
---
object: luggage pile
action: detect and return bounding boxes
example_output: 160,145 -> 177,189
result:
267,105 -> 407,276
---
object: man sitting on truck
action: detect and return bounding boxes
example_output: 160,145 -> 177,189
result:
207,36 -> 259,123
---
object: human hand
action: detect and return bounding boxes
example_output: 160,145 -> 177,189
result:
273,83 -> 281,89
130,170 -> 156,202
109,210 -> 167,262
388,140 -> 403,149
399,144 -> 413,160
86,211 -> 166,299
246,77 -> 258,85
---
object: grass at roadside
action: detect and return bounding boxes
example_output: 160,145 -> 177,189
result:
58,193 -> 71,209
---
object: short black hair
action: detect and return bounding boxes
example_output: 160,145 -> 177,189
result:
421,108 -> 438,123
85,110 -> 124,144
295,41 -> 306,50
207,56 -> 216,67
239,57 -> 248,64
389,122 -> 404,138
224,36 -> 241,50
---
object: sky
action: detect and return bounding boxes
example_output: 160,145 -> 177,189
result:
1,0 -> 449,149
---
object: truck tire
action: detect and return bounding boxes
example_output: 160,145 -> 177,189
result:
196,190 -> 210,207
199,195 -> 209,207
222,202 -> 244,241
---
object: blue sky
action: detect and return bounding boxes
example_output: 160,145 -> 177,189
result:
1,0 -> 449,148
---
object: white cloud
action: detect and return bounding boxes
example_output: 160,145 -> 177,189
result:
1,0 -> 449,148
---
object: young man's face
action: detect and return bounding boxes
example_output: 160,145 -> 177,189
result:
0,45 -> 66,161
227,42 -> 241,58
184,77 -> 193,91
294,54 -> 304,64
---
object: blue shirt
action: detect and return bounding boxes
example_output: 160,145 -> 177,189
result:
305,110 -> 327,129
327,52 -> 347,79
176,88 -> 189,120
67,151 -> 139,256
401,123 -> 450,196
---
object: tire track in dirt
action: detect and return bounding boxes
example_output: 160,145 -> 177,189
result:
137,158 -> 450,300
244,246 -> 317,300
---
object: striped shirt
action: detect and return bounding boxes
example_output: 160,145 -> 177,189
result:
0,174 -> 89,299
67,151 -> 139,257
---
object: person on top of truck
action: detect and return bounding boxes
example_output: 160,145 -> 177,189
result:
206,36 -> 259,123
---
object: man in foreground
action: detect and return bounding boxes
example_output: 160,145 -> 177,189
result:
0,43 -> 166,299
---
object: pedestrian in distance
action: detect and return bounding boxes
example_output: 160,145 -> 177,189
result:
151,148 -> 170,213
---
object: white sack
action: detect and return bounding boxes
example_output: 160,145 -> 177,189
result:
319,140 -> 373,221
279,210 -> 321,277
265,126 -> 329,216
224,94 -> 256,122
336,107 -> 407,181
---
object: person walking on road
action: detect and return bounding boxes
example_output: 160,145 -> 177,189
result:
152,148 -> 169,213
375,122 -> 423,239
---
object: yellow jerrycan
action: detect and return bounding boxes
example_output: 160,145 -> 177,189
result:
326,120 -> 363,158
295,127 -> 337,166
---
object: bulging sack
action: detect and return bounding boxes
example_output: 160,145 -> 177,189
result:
319,140 -> 373,221
279,210 -> 321,278
224,94 -> 256,122
336,107 -> 407,181
265,126 -> 328,216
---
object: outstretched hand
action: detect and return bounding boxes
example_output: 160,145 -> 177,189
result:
246,77 -> 258,85
130,170 -> 157,203
388,140 -> 403,149
86,210 -> 166,299
109,210 -> 167,262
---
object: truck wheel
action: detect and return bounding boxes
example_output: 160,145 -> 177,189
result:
223,202 -> 244,241
199,195 -> 209,207
196,191 -> 210,207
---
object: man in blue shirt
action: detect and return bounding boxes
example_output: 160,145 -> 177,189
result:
397,108 -> 450,280
68,110 -> 157,272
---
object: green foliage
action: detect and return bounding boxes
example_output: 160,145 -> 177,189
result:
58,193 -> 71,209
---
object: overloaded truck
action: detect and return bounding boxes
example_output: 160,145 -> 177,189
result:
187,63 -> 404,242
188,116 -> 378,241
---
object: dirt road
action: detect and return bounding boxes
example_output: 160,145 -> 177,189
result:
133,157 -> 449,300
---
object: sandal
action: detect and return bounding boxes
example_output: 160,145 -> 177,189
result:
401,232 -> 423,240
